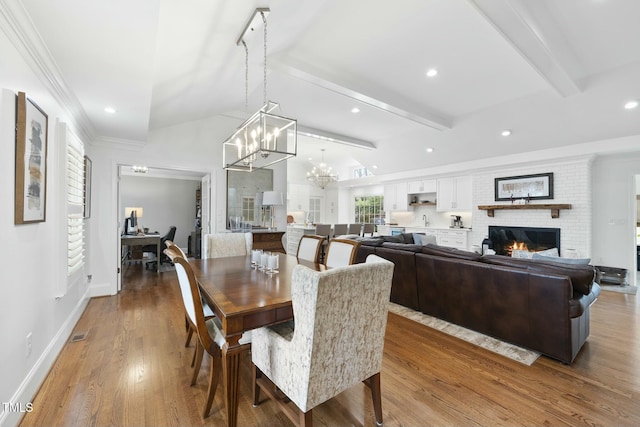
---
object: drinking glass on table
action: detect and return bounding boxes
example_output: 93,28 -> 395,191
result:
251,249 -> 263,269
267,253 -> 279,275
259,252 -> 269,271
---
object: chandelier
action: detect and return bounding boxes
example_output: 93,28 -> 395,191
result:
222,8 -> 297,172
306,149 -> 338,189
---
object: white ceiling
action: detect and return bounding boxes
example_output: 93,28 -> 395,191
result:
17,0 -> 640,177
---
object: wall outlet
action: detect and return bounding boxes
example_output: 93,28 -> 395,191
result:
87,274 -> 92,283
26,332 -> 32,358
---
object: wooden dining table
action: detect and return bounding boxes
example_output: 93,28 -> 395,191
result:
189,253 -> 325,427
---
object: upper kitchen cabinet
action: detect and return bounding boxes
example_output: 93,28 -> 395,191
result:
287,183 -> 309,212
436,176 -> 472,211
408,179 -> 437,194
384,182 -> 409,211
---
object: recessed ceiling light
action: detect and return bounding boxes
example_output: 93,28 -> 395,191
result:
426,147 -> 434,153
372,165 -> 378,169
624,100 -> 638,110
351,107 -> 360,113
426,68 -> 438,78
501,130 -> 512,137
104,107 -> 117,114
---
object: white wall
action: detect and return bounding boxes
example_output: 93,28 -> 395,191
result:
0,36 -> 89,427
120,175 -> 200,249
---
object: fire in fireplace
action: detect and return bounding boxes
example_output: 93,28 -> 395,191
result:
488,226 -> 560,257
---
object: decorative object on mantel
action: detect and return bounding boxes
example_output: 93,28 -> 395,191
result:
495,172 -> 553,201
477,203 -> 571,218
15,91 -> 48,224
222,8 -> 297,172
261,190 -> 283,230
306,149 -> 338,189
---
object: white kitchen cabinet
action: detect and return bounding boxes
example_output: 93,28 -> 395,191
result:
408,179 -> 437,194
436,229 -> 468,249
384,182 -> 409,211
287,183 -> 309,212
286,225 -> 316,255
436,176 -> 472,211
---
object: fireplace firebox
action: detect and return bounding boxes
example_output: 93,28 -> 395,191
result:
488,226 -> 560,256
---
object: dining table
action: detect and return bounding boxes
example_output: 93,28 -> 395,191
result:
189,253 -> 325,427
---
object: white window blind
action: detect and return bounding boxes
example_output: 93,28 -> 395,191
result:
67,139 -> 84,276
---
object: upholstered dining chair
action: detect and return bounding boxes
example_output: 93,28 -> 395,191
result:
347,223 -> 363,236
201,232 -> 252,259
296,235 -> 325,264
323,238 -> 361,268
362,223 -> 375,237
251,255 -> 394,427
170,253 -> 251,418
314,223 -> 332,240
332,223 -> 348,237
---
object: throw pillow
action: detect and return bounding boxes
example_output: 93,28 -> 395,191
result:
536,247 -> 559,257
413,233 -> 437,246
511,249 -> 534,259
532,252 -> 591,265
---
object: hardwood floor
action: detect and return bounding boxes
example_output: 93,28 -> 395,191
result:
19,263 -> 640,426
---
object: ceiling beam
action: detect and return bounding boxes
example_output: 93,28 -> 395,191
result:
270,57 -> 451,131
468,0 -> 581,97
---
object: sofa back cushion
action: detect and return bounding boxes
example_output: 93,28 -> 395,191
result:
481,254 -> 595,295
381,242 -> 424,252
421,243 -> 482,261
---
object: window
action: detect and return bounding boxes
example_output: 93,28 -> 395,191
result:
242,197 -> 255,222
308,197 -> 321,223
354,195 -> 384,224
353,167 -> 374,179
65,127 -> 85,279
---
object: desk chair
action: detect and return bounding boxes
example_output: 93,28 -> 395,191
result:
251,255 -> 394,427
144,226 -> 176,270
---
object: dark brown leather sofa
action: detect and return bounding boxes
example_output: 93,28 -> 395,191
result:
356,236 -> 601,364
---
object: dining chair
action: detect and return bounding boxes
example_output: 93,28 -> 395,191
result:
171,254 -> 251,418
296,235 -> 325,264
201,232 -> 252,259
314,223 -> 332,240
332,223 -> 348,237
324,238 -> 361,268
347,223 -> 363,236
362,223 -> 375,236
251,255 -> 394,427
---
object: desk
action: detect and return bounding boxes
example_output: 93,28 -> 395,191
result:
120,234 -> 161,273
190,254 -> 324,427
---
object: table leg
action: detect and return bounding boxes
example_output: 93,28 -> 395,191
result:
222,340 -> 243,427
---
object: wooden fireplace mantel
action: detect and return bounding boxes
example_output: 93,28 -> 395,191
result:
477,203 -> 572,218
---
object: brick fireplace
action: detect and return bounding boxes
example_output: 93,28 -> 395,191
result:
488,226 -> 560,256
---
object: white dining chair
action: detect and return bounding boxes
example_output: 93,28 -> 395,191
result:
323,238 -> 361,268
201,232 -> 252,259
296,234 -> 325,264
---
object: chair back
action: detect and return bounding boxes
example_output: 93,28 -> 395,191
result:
324,238 -> 361,268
347,223 -> 362,236
202,232 -> 252,259
252,255 -> 394,412
362,223 -> 375,236
166,241 -> 187,259
163,226 -> 177,244
332,224 -> 348,237
296,235 -> 325,263
168,254 -> 217,353
314,224 -> 331,240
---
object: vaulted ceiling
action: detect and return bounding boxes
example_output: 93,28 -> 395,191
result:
16,0 -> 640,177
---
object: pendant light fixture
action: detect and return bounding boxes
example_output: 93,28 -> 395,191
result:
222,8 -> 297,172
306,149 -> 338,189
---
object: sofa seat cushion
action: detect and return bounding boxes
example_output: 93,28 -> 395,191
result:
421,243 -> 482,261
360,237 -> 385,247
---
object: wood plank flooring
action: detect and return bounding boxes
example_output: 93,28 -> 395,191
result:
19,263 -> 640,426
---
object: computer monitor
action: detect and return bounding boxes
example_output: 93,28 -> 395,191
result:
125,208 -> 138,235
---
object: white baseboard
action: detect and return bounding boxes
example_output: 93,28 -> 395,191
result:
90,281 -> 116,297
0,288 -> 91,427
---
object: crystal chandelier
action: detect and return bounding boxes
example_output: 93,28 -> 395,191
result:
306,149 -> 338,189
222,8 -> 297,172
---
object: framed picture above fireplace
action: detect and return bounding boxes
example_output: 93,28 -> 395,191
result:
494,172 -> 553,201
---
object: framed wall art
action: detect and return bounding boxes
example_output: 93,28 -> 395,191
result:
494,172 -> 553,202
84,155 -> 92,218
15,92 -> 48,224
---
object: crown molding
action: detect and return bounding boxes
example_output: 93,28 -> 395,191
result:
0,0 -> 95,143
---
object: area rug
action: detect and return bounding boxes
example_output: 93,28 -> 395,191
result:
388,303 -> 540,366
599,284 -> 638,295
